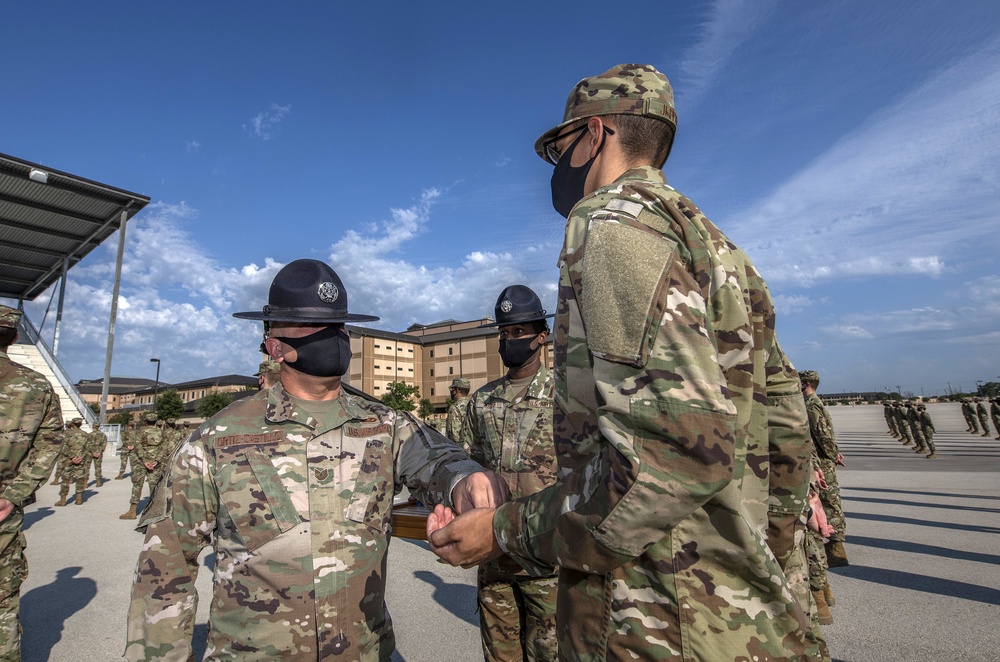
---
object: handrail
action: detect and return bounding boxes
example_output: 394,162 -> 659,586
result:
16,312 -> 97,425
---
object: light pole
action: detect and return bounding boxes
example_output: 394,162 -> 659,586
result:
150,358 -> 161,409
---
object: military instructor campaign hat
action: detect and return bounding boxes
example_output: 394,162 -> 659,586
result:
0,305 -> 21,329
480,285 -> 554,328
535,63 -> 678,165
234,259 -> 379,324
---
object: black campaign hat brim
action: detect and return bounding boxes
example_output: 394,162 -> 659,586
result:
479,312 -> 554,328
233,310 -> 379,323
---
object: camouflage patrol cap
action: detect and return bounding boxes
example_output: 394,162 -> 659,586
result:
535,63 -> 678,165
798,370 -> 820,385
254,359 -> 282,376
233,259 -> 379,324
166,418 -> 176,425
450,378 -> 470,391
70,417 -> 82,425
144,412 -> 158,423
0,305 -> 21,329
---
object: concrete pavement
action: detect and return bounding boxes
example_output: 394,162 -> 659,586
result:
15,402 -> 1000,661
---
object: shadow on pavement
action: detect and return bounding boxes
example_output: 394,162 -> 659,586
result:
22,507 -> 54,531
848,535 -> 1000,566
413,570 -> 478,627
834,565 -> 1000,605
844,511 -> 1000,535
844,486 -> 1000,501
21,566 -> 97,660
842,495 -> 1000,514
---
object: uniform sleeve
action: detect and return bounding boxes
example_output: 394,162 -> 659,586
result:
806,399 -> 838,459
125,433 -> 218,662
458,395 -> 487,466
763,342 -> 811,570
495,207 -> 738,574
393,412 -> 483,509
0,385 -> 63,507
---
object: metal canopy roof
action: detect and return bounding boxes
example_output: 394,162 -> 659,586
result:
0,152 -> 150,301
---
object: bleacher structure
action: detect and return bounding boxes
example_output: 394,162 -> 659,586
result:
0,152 -> 149,429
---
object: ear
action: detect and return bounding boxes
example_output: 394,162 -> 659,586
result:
586,117 -> 605,158
264,337 -> 285,363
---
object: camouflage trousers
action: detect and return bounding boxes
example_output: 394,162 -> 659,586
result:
966,412 -> 980,433
896,419 -> 912,443
885,415 -> 897,436
909,424 -> 926,449
979,412 -> 993,436
806,530 -> 829,592
89,453 -> 104,483
922,430 -> 935,454
993,413 -> 1000,437
781,522 -> 830,662
477,561 -> 558,662
817,458 -> 846,541
0,510 -> 27,661
129,464 -> 166,505
59,461 -> 89,498
118,448 -> 135,476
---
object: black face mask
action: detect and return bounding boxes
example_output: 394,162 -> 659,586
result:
277,325 -> 352,377
550,127 -> 609,218
499,336 -> 538,369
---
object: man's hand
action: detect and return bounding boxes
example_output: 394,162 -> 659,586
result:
836,453 -> 845,467
814,469 -> 828,491
92,453 -> 101,458
451,471 -> 510,514
144,461 -> 157,471
427,505 -> 503,568
71,457 -> 83,464
0,499 -> 13,524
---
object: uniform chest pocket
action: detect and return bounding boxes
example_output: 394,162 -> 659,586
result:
216,448 -> 302,552
344,437 -> 392,534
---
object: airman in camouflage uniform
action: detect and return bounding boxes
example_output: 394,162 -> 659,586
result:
115,422 -> 137,480
446,378 -> 471,443
461,286 -> 559,662
991,397 -> 1000,440
126,259 -> 506,661
255,358 -> 281,390
800,371 -> 849,568
975,398 -> 992,437
962,399 -> 979,433
918,404 -> 936,458
86,424 -> 107,487
893,402 -> 912,446
118,413 -> 167,520
430,65 -> 821,661
905,402 -> 927,453
0,305 -> 64,659
883,401 -> 899,437
55,418 -> 90,506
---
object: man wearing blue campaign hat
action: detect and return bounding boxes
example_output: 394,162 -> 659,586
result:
127,259 -> 508,661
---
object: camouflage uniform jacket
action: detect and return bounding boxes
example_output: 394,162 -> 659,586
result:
445,396 -> 469,443
60,427 -> 90,463
87,429 -> 107,456
126,383 -> 482,661
461,364 -> 559,576
136,426 -> 169,466
493,167 -> 814,661
918,410 -> 935,435
804,393 -> 838,461
0,351 -> 64,507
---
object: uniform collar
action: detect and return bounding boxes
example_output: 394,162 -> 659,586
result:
494,364 -> 552,403
264,382 -> 367,433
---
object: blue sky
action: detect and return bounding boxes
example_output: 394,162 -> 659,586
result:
2,1 -> 998,397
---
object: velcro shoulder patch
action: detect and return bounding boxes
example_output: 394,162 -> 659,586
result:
605,198 -> 644,217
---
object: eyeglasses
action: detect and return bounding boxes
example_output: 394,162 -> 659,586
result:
543,123 -> 615,164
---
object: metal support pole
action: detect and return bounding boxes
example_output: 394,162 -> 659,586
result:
52,257 -> 69,356
99,209 -> 129,426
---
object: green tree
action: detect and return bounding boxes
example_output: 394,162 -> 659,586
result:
196,390 -> 233,418
381,381 -> 420,412
155,389 -> 185,420
88,401 -> 101,416
418,398 -> 435,419
108,412 -> 132,428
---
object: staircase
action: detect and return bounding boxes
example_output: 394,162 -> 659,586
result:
8,313 -> 95,426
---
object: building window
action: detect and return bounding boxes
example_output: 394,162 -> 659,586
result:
408,349 -> 413,354
430,369 -> 434,376
408,368 -> 413,372
398,367 -> 403,371
431,388 -> 435,396
398,347 -> 403,352
374,365 -> 380,369
448,348 -> 453,355
375,344 -> 380,348
375,385 -> 380,390
449,367 -> 454,375
430,350 -> 434,357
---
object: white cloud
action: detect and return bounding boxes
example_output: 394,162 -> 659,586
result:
823,324 -> 873,340
678,0 -> 778,107
732,40 -> 1000,286
772,293 -> 813,314
494,156 -> 511,168
185,140 -> 200,153
244,103 -> 292,140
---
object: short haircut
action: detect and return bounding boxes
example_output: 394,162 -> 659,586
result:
530,321 -> 550,336
607,114 -> 675,168
0,327 -> 16,349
